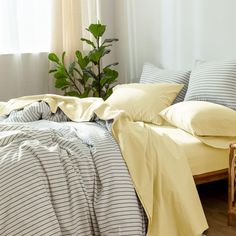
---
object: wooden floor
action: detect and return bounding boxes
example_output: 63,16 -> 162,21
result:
197,180 -> 236,236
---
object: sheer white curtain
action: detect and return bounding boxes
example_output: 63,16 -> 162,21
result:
0,0 -> 99,101
109,0 -> 236,83
0,0 -> 52,101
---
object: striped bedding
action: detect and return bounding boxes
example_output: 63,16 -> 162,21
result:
0,102 -> 147,236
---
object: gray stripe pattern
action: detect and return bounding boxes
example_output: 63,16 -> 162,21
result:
140,63 -> 190,103
2,101 -> 70,123
185,59 -> 236,110
0,102 -> 147,236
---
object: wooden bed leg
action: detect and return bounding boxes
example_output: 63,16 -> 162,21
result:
228,212 -> 232,226
228,143 -> 236,226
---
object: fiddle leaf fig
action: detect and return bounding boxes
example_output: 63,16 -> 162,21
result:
55,77 -> 70,89
48,22 -> 119,99
48,53 -> 60,63
88,23 -> 106,38
75,51 -> 89,69
81,38 -> 95,48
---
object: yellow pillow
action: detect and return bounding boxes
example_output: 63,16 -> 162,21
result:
160,101 -> 236,137
105,83 -> 184,124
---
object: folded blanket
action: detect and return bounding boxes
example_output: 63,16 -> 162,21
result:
0,95 -> 208,236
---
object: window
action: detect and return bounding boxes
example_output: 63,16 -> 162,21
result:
0,0 -> 52,54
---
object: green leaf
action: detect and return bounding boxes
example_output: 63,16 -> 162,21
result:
76,51 -> 89,69
104,62 -> 119,69
61,86 -> 69,91
61,52 -> 66,65
69,61 -> 76,76
54,70 -> 68,79
104,87 -> 113,99
49,69 -> 57,73
102,48 -> 111,57
92,79 -> 100,90
93,90 -> 99,97
82,68 -> 97,80
80,87 -> 91,98
73,67 -> 83,77
48,53 -> 60,63
55,78 -> 70,88
100,68 -> 118,87
81,38 -> 95,48
102,38 -> 119,45
64,91 -> 80,97
88,23 -> 106,38
88,46 -> 108,64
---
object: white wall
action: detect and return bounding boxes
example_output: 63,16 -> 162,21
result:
101,0 -> 236,83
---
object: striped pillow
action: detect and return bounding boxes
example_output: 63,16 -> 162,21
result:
185,60 -> 236,110
140,63 -> 190,103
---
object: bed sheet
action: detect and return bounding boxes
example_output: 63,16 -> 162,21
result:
146,124 -> 228,176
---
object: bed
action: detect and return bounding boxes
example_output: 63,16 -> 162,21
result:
0,96 -> 209,236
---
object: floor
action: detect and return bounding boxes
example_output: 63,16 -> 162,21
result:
197,180 -> 236,236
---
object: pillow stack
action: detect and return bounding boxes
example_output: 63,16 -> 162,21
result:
140,59 -> 236,110
140,63 -> 190,103
106,59 -> 236,131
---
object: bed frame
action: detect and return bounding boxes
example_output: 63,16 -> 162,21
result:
192,144 -> 236,226
194,169 -> 228,185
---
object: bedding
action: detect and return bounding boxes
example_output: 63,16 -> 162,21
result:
160,101 -> 236,137
139,63 -> 190,103
146,124 -> 228,176
105,83 -> 183,125
184,59 -> 236,110
0,102 -> 146,236
0,95 -> 208,236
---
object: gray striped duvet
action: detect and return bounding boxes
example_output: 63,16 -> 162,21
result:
0,102 -> 147,236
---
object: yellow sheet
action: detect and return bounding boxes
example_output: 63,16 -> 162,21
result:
0,95 -> 208,236
147,124 -> 229,175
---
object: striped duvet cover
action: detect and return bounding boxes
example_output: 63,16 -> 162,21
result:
0,102 -> 146,236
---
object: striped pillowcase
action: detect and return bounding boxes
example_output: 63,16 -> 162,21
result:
140,63 -> 190,103
184,60 -> 236,110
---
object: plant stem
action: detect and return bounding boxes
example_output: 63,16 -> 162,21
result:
65,69 -> 82,94
97,37 -> 101,97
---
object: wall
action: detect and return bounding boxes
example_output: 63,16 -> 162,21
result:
101,0 -> 236,83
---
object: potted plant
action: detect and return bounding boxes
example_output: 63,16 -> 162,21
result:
48,22 -> 119,99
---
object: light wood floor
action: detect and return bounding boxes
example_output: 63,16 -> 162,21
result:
197,180 -> 236,236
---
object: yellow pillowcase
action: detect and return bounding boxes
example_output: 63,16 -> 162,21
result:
105,83 -> 184,124
160,101 -> 236,137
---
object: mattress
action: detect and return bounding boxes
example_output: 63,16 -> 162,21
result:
147,124 -> 228,176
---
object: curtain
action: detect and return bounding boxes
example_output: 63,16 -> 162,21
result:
0,0 -> 52,101
0,0 -> 99,101
51,0 -> 100,58
111,0 -> 236,83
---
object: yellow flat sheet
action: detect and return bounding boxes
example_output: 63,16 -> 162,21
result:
147,124 -> 229,176
0,95 -> 208,236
